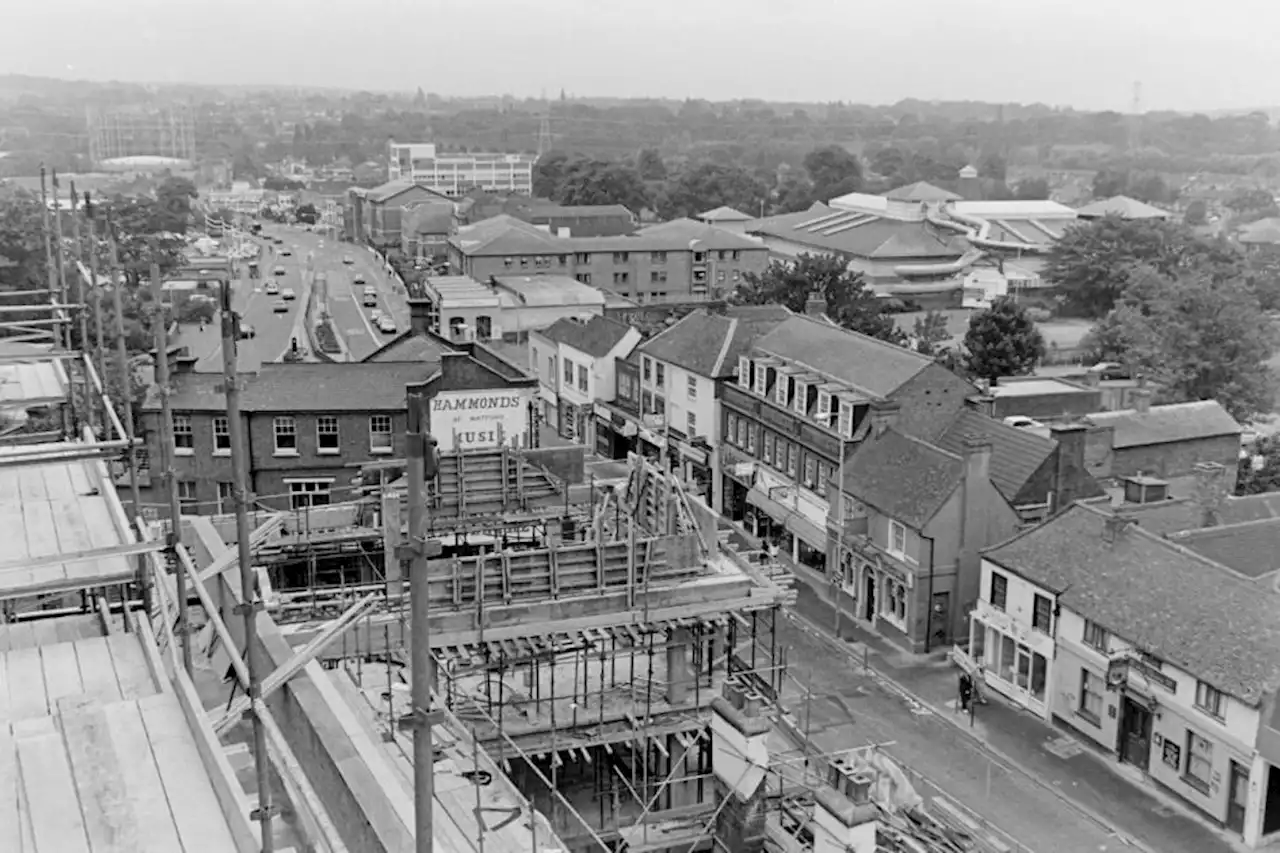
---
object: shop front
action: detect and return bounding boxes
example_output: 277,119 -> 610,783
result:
719,449 -> 754,526
745,468 -> 830,572
967,599 -> 1053,719
557,397 -> 590,444
594,402 -> 640,460
672,433 -> 714,506
837,534 -> 917,650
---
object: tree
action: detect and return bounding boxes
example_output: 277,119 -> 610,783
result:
1237,436 -> 1280,496
910,310 -> 952,355
1012,178 -> 1051,200
803,145 -> 863,201
1043,215 -> 1244,317
0,195 -> 50,293
532,151 -> 571,198
1184,199 -> 1208,226
1225,187 -> 1278,216
636,148 -> 668,181
413,87 -> 427,109
962,296 -> 1046,381
659,163 -> 767,220
555,158 -> 649,213
1092,168 -> 1129,199
1080,267 -> 1275,421
155,176 -> 198,233
295,203 -> 319,224
734,253 -> 905,344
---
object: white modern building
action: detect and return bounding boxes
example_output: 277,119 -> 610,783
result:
388,141 -> 535,197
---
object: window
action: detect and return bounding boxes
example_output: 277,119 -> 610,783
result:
687,375 -> 697,400
717,250 -> 727,261
173,414 -> 193,452
1195,681 -> 1225,719
650,270 -> 668,284
746,424 -> 756,453
763,432 -> 774,465
1083,619 -> 1109,652
792,380 -> 807,415
803,457 -> 817,489
288,480 -> 332,510
687,411 -> 697,434
643,357 -> 652,382
177,480 -> 198,515
577,364 -> 589,393
1032,594 -> 1053,634
213,416 -> 231,453
558,255 -> 568,266
888,520 -> 906,556
817,462 -> 830,497
316,416 -> 340,454
369,415 -> 393,453
1079,669 -> 1103,723
548,355 -> 556,380
531,346 -> 539,374
613,272 -> 629,285
754,365 -> 768,396
273,416 -> 297,454
1185,732 -> 1213,792
519,257 -> 529,269
216,482 -> 235,515
641,390 -> 654,414
732,250 -> 741,261
655,364 -> 665,389
786,443 -> 797,476
838,401 -> 852,437
817,391 -> 832,424
775,374 -> 790,406
732,270 -> 740,281
651,251 -> 667,264
693,251 -> 706,263
726,413 -> 739,445
880,578 -> 908,629
717,269 -> 726,283
989,571 -> 1008,611
575,273 -> 592,285
612,252 -> 629,263
564,358 -> 574,385
693,268 -> 708,284
738,356 -> 751,389
575,252 -> 591,264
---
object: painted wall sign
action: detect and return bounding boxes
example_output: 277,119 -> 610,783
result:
430,389 -> 531,451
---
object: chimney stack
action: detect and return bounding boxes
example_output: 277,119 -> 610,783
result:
1192,461 -> 1227,528
1048,423 -> 1090,512
1101,514 -> 1134,544
869,400 -> 901,437
804,290 -> 828,318
1132,387 -> 1153,415
962,434 -> 993,486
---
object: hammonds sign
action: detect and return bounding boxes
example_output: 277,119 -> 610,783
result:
429,389 -> 532,451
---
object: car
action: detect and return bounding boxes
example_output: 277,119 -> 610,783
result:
370,309 -> 385,322
342,255 -> 354,265
1088,361 -> 1132,381
352,273 -> 366,285
272,265 -> 286,276
279,249 -> 292,257
377,316 -> 397,334
282,288 -> 297,301
363,293 -> 378,307
265,281 -> 279,295
272,300 -> 289,313
1002,415 -> 1045,430
238,322 -> 256,340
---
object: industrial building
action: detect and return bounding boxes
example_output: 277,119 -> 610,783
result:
387,141 -> 537,197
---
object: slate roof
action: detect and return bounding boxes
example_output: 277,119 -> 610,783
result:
364,178 -> 449,205
1085,400 -> 1241,448
747,203 -> 968,260
936,409 -> 1056,504
839,429 -> 964,528
1169,518 -> 1280,580
1077,490 -> 1280,536
984,504 -> 1280,705
451,215 -> 563,256
1075,195 -> 1171,220
151,363 -> 439,412
538,315 -> 635,358
364,331 -> 456,364
639,307 -> 788,379
751,315 -> 935,398
452,215 -> 761,256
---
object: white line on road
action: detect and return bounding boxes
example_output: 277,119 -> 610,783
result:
344,277 -> 381,343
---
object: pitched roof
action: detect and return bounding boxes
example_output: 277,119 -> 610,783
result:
984,504 -> 1280,704
1169,518 -> 1280,580
1239,217 -> 1280,246
452,214 -> 761,256
751,315 -> 934,398
747,203 -> 968,260
936,409 -> 1056,503
403,202 -> 454,236
698,205 -> 753,222
1085,400 -> 1241,448
538,315 -> 635,358
364,178 -> 448,205
884,181 -> 962,203
840,429 -> 964,528
152,362 -> 440,412
638,307 -> 788,378
1078,490 -> 1280,537
364,330 -> 456,364
1075,195 -> 1172,220
621,218 -> 762,251
451,215 -> 562,256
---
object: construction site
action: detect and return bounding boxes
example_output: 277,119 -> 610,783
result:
0,175 -> 1017,853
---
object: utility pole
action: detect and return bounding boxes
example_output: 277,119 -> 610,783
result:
69,181 -> 93,433
405,385 -> 441,853
218,282 -> 276,852
105,221 -> 148,617
85,194 -> 108,434
39,166 -> 72,439
151,247 -> 191,674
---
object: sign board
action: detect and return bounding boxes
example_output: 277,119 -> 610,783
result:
429,388 -> 531,452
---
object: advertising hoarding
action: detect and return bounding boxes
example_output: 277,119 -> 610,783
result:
429,388 -> 532,452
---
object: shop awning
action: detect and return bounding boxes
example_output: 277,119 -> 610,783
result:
746,487 -> 827,550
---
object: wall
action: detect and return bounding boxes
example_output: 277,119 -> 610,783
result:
1111,434 -> 1242,482
889,364 -> 974,442
659,363 -> 717,442
991,389 -> 1101,422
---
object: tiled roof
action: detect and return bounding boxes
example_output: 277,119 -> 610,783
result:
936,409 -> 1056,504
747,203 -> 968,260
840,429 -> 963,528
1075,195 -> 1172,220
452,214 -> 760,256
698,205 -> 753,222
638,307 -> 787,378
1085,400 -> 1241,448
1170,518 -> 1280,580
1078,491 -> 1280,537
153,363 -> 440,412
884,182 -> 962,202
451,215 -> 562,256
364,178 -> 449,205
984,504 -> 1280,704
751,315 -> 934,398
538,315 -> 635,358
364,331 -> 455,364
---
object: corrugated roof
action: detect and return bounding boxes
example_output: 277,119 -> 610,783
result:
1085,400 -> 1241,448
751,315 -> 933,398
538,315 -> 635,358
747,204 -> 967,260
840,429 -> 964,528
1075,195 -> 1172,220
985,504 -> 1280,705
936,409 -> 1056,504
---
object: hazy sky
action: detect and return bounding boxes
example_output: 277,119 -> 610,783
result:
5,0 -> 1277,112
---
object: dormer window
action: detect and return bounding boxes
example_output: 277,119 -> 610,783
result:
793,380 -> 808,415
738,356 -> 752,389
817,390 -> 832,424
775,374 -> 790,406
838,401 -> 853,437
754,364 -> 768,396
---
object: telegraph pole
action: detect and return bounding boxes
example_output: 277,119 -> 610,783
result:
218,282 -> 276,851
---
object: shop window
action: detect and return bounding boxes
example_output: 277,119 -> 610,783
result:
1032,594 -> 1053,634
989,571 -> 1008,611
1031,652 -> 1047,703
1079,669 -> 1103,724
998,633 -> 1016,684
1184,732 -> 1213,794
880,578 -> 907,629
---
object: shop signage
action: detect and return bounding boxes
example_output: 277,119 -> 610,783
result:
430,388 -> 531,451
1162,738 -> 1181,769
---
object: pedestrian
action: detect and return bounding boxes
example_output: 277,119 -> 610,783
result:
958,671 -> 974,713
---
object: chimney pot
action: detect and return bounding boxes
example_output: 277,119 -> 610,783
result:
1132,388 -> 1153,415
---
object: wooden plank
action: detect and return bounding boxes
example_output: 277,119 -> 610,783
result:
136,693 -> 242,852
55,616 -> 85,644
7,621 -> 36,652
0,510 -> 28,562
13,714 -> 92,853
59,697 -> 141,853
5,647 -> 49,720
53,499 -> 96,556
16,466 -> 48,504
40,462 -> 75,503
40,641 -> 84,707
0,723 -> 18,853
104,634 -> 158,701
30,619 -> 60,648
67,459 -> 95,497
100,700 -> 185,853
74,636 -> 123,704
79,496 -> 123,550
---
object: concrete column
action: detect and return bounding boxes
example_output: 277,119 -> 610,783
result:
382,491 -> 403,595
666,627 -> 692,705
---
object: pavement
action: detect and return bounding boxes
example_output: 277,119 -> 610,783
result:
724,525 -> 1242,853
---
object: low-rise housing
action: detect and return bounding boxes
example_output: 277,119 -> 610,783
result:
974,503 -> 1280,847
413,272 -> 623,343
528,315 -> 640,444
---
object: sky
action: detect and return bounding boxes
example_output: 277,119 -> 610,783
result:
4,0 -> 1277,113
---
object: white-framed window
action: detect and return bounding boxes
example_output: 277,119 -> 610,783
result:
786,443 -> 797,476
687,375 -> 697,400
564,358 -> 574,385
738,356 -> 751,389
746,423 -> 756,453
989,571 -> 1009,610
316,416 -> 340,454
288,479 -> 333,510
217,481 -> 235,515
775,373 -> 789,406
369,414 -> 393,453
687,411 -> 697,435
213,416 -> 231,454
173,413 -> 193,452
793,380 -> 807,415
726,413 -> 738,446
1079,669 -> 1103,723
1032,594 -> 1053,634
1185,731 -> 1213,792
888,520 -> 906,557
655,363 -> 665,389
577,364 -> 589,393
273,416 -> 297,454
1083,619 -> 1109,652
177,480 -> 198,514
838,401 -> 852,437
1195,681 -> 1225,719
642,356 -> 652,383
880,578 -> 908,629
754,365 -> 768,395
531,346 -> 539,374
803,456 -> 817,489
817,390 -> 832,424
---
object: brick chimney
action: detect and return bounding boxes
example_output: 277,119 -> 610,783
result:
1132,387 -> 1153,415
1101,514 -> 1134,544
1192,461 -> 1227,528
869,400 -> 901,437
804,290 -> 828,318
962,434 -> 992,487
1049,423 -> 1090,513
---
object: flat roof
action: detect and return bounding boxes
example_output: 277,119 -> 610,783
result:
0,449 -> 135,600
0,625 -> 247,852
990,378 -> 1090,397
0,361 -> 67,409
492,274 -> 606,307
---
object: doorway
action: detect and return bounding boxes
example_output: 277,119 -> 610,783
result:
1119,697 -> 1153,769
1227,761 -> 1249,835
1264,762 -> 1280,835
863,571 -> 877,621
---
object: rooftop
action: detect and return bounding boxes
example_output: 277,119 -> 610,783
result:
148,362 -> 439,412
747,204 -> 967,261
1169,517 -> 1280,581
640,306 -> 790,378
885,181 -> 962,203
985,504 -> 1280,704
839,429 -> 964,528
492,273 -> 606,308
453,214 -> 764,256
537,314 -> 635,358
1084,400 -> 1241,448
696,205 -> 754,222
1075,195 -> 1172,220
936,409 -> 1058,504
1096,489 -> 1280,536
989,377 -> 1093,398
364,177 -> 449,205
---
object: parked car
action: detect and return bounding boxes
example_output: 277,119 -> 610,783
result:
1003,416 -> 1045,430
272,300 -> 289,313
282,288 -> 297,301
378,316 -> 397,334
1088,361 -> 1132,381
272,266 -> 285,277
